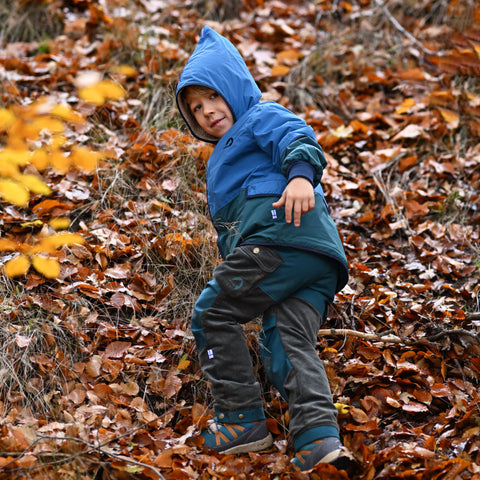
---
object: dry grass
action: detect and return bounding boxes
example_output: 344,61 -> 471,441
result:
0,281 -> 87,417
0,0 -> 64,44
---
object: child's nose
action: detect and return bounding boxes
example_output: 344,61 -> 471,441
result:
204,101 -> 215,114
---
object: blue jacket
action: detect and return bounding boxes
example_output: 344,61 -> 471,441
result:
176,26 -> 348,291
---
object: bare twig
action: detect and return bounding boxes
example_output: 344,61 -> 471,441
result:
0,435 -> 166,479
374,0 -> 440,57
40,436 -> 166,479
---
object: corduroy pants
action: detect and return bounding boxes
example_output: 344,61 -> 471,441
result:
191,244 -> 342,447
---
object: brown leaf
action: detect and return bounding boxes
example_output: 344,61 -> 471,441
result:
104,341 -> 131,359
402,402 -> 429,413
161,374 -> 182,399
85,355 -> 102,378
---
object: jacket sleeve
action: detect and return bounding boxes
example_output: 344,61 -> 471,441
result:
250,103 -> 326,186
282,136 -> 326,186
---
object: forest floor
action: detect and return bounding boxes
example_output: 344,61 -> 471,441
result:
0,0 -> 480,478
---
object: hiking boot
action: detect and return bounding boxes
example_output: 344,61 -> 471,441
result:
200,418 -> 273,454
291,436 -> 354,471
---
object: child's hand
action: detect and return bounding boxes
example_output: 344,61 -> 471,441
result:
272,177 -> 315,227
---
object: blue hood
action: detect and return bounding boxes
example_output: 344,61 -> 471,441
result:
176,26 -> 262,143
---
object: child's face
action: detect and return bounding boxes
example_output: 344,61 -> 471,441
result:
186,87 -> 234,139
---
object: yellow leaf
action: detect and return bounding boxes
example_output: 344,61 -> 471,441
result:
438,108 -> 459,130
31,255 -> 60,279
70,146 -> 103,173
96,80 -> 125,100
271,64 -> 290,77
0,179 -> 29,207
395,98 -> 415,115
21,220 -> 44,228
112,65 -> 138,77
50,136 -> 67,149
50,104 -> 85,124
50,150 -> 71,174
32,232 -> 85,254
31,148 -> 49,171
30,117 -> 65,135
0,108 -> 15,130
335,402 -> 351,416
0,148 -> 31,166
49,217 -> 71,230
18,120 -> 42,141
0,238 -> 17,251
4,255 -> 30,278
79,86 -> 105,106
0,159 -> 19,177
16,174 -> 52,195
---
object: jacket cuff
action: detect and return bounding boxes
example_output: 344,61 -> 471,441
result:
287,160 -> 315,185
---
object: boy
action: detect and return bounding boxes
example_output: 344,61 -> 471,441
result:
175,26 -> 352,471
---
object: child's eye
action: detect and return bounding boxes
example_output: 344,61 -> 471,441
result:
192,104 -> 201,113
210,92 -> 218,100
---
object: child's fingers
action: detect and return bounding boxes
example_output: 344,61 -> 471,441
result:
284,197 -> 293,224
272,193 -> 286,208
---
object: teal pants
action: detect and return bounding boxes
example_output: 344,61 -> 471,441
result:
192,244 -> 342,449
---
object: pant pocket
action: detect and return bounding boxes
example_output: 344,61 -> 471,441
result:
214,245 -> 284,297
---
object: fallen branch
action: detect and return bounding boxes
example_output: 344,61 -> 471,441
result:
318,327 -> 480,346
374,0 -> 439,56
425,328 -> 480,343
318,328 -> 408,344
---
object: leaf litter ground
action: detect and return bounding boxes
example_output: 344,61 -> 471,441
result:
0,0 -> 479,479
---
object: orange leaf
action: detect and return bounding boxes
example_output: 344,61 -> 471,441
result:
357,210 -> 375,223
399,155 -> 418,172
277,48 -> 302,64
0,238 -> 16,251
177,358 -> 190,370
271,64 -> 290,77
395,98 -> 415,114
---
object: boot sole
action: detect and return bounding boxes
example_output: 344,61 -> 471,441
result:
220,432 -> 273,455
